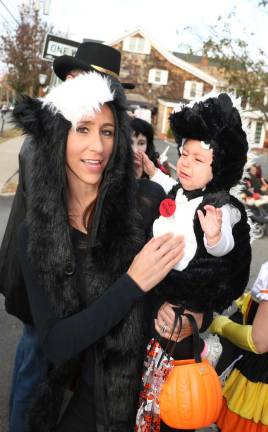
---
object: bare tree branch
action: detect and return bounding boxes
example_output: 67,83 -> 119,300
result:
0,4 -> 53,96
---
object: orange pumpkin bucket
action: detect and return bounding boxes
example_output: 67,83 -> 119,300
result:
159,313 -> 222,430
160,357 -> 222,429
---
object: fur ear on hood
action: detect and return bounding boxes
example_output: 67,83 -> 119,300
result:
12,95 -> 71,145
12,96 -> 49,138
170,93 -> 248,192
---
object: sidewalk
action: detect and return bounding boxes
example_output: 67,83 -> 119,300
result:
0,135 -> 24,195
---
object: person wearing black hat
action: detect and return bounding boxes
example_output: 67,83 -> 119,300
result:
11,70 -> 184,431
53,41 -> 135,89
0,42 -> 135,432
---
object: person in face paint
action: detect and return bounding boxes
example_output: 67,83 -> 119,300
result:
130,117 -> 171,178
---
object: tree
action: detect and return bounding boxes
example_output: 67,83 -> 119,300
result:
180,7 -> 268,120
202,12 -> 268,119
0,4 -> 52,97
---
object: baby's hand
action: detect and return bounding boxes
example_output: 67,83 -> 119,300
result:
142,152 -> 156,177
197,205 -> 222,246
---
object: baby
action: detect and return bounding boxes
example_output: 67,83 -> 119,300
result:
143,93 -> 251,313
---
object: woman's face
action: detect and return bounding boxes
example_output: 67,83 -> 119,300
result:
131,132 -> 148,154
66,104 -> 115,191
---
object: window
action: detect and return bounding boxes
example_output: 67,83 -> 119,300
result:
122,36 -> 151,54
254,121 -> 263,145
183,81 -> 204,99
148,69 -> 169,85
264,87 -> 268,106
119,68 -> 130,79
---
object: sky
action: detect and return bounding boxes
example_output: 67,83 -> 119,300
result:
1,0 -> 268,66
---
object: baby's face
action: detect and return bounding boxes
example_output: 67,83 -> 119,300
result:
176,139 -> 213,191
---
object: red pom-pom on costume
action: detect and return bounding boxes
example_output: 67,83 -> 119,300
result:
159,199 -> 176,217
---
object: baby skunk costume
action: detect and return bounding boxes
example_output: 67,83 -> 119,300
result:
155,93 -> 251,313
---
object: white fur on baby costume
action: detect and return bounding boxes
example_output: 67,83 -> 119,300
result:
153,188 -> 203,271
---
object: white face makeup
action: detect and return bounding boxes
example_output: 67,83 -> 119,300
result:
131,132 -> 148,153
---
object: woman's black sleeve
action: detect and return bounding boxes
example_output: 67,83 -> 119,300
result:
18,223 -> 145,367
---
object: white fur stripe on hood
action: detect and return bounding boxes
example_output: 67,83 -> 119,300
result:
42,72 -> 115,127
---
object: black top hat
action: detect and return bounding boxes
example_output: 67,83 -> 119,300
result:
53,41 -> 135,89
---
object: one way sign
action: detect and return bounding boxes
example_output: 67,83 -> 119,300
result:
42,34 -> 80,61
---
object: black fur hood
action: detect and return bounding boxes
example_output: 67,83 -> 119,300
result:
13,73 -> 144,277
170,93 -> 248,192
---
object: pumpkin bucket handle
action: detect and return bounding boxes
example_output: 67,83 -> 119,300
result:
157,307 -> 202,366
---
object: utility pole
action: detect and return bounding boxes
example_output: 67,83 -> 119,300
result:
43,0 -> 51,15
32,0 -> 51,15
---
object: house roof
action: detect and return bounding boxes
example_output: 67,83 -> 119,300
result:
172,52 -> 220,67
105,27 -> 219,87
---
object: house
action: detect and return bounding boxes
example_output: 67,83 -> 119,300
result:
48,27 -> 267,150
105,27 -> 268,150
173,52 -> 268,150
106,27 -> 223,138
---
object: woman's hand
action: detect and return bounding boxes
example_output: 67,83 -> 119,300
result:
197,205 -> 222,246
142,152 -> 157,178
127,234 -> 184,292
155,302 -> 203,341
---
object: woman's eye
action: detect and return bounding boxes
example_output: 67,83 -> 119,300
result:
102,129 -> 114,137
76,126 -> 88,133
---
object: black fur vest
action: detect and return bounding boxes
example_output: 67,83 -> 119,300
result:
157,186 -> 251,313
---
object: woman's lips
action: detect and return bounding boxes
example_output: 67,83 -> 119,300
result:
81,159 -> 103,173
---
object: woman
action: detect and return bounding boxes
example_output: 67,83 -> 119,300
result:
14,72 -> 184,432
210,261 -> 268,432
131,117 -> 171,178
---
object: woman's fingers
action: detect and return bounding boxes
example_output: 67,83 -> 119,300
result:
127,234 -> 184,292
157,304 -> 175,329
154,234 -> 184,256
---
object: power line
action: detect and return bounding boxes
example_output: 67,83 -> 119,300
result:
0,10 -> 15,32
0,0 -> 19,25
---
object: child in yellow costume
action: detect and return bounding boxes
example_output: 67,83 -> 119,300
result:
210,261 -> 268,432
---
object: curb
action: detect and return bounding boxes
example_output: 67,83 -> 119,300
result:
0,192 -> 16,197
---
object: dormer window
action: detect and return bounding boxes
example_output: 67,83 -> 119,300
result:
123,36 -> 151,54
148,69 -> 169,85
